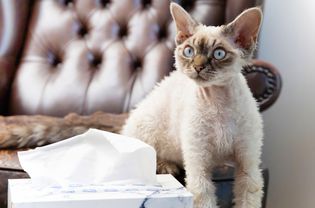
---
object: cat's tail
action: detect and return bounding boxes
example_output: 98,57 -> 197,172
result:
0,112 -> 127,149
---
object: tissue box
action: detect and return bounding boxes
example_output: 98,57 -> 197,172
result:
8,174 -> 193,208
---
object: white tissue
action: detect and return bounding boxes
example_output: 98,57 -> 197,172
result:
18,129 -> 157,187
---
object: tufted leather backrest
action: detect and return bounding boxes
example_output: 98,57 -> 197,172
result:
9,0 -> 257,116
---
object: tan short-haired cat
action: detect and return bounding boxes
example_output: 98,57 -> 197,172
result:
122,3 -> 264,208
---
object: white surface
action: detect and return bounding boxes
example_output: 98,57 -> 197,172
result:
18,129 -> 157,188
258,0 -> 315,207
8,174 -> 193,208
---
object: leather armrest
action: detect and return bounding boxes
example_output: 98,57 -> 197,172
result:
243,59 -> 282,111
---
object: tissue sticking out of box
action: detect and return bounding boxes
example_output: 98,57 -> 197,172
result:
18,128 -> 157,188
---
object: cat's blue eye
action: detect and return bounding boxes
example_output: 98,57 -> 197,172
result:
213,48 -> 226,60
183,46 -> 194,58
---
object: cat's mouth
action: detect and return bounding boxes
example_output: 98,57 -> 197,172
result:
191,74 -> 214,85
195,75 -> 208,81
183,68 -> 217,83
195,71 -> 216,82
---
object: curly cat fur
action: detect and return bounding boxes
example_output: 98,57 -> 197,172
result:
122,3 -> 264,208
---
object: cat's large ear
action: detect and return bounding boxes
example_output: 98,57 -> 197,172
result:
170,3 -> 198,45
224,7 -> 263,53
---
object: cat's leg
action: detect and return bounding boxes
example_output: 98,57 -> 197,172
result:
157,158 -> 180,175
233,140 -> 264,208
182,137 -> 218,208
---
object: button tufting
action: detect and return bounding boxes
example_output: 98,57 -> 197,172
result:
141,0 -> 152,9
87,51 -> 102,68
73,21 -> 89,38
132,58 -> 142,70
58,0 -> 73,7
118,24 -> 128,38
173,0 -> 194,11
47,51 -> 62,67
157,26 -> 168,40
96,0 -> 111,8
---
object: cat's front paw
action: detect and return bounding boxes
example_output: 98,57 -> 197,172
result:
157,160 -> 180,175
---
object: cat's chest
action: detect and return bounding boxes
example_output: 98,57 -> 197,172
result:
193,86 -> 237,124
197,105 -> 236,156
185,87 -> 238,153
194,100 -> 237,134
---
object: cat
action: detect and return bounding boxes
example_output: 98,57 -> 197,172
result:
121,3 -> 264,208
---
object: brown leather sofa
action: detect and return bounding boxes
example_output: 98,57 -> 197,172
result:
0,0 -> 281,207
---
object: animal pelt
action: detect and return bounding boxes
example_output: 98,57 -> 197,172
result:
0,112 -> 127,149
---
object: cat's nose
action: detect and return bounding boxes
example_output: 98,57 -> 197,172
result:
194,65 -> 205,73
193,55 -> 207,73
